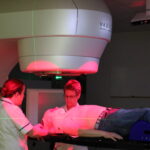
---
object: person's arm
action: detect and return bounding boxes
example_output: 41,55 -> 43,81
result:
78,129 -> 123,141
41,108 -> 59,134
5,104 -> 48,138
27,123 -> 48,138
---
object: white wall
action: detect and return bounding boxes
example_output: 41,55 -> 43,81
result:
26,89 -> 64,125
86,31 -> 150,108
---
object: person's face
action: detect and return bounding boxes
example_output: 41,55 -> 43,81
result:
64,89 -> 80,109
16,86 -> 25,106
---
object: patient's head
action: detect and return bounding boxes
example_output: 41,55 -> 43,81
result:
64,79 -> 81,110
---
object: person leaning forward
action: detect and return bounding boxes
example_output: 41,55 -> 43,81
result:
0,79 -> 49,150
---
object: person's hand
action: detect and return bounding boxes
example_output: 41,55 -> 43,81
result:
101,131 -> 123,141
34,123 -> 49,136
34,123 -> 44,129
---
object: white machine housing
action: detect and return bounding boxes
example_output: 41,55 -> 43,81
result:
0,0 -> 112,76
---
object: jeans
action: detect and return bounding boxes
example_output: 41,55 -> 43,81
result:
97,108 -> 150,136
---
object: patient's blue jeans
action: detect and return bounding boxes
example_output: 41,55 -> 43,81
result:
97,108 -> 150,136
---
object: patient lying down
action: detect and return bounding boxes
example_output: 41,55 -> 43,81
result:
40,105 -> 123,141
41,80 -> 150,141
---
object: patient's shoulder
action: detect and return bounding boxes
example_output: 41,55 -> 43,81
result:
48,107 -> 60,112
43,107 -> 59,115
49,107 -> 60,112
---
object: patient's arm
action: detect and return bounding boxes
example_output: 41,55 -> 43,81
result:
78,129 -> 123,141
27,124 -> 48,138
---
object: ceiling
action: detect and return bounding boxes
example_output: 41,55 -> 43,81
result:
104,0 -> 150,33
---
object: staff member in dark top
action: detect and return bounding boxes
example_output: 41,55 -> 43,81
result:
0,79 -> 49,150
